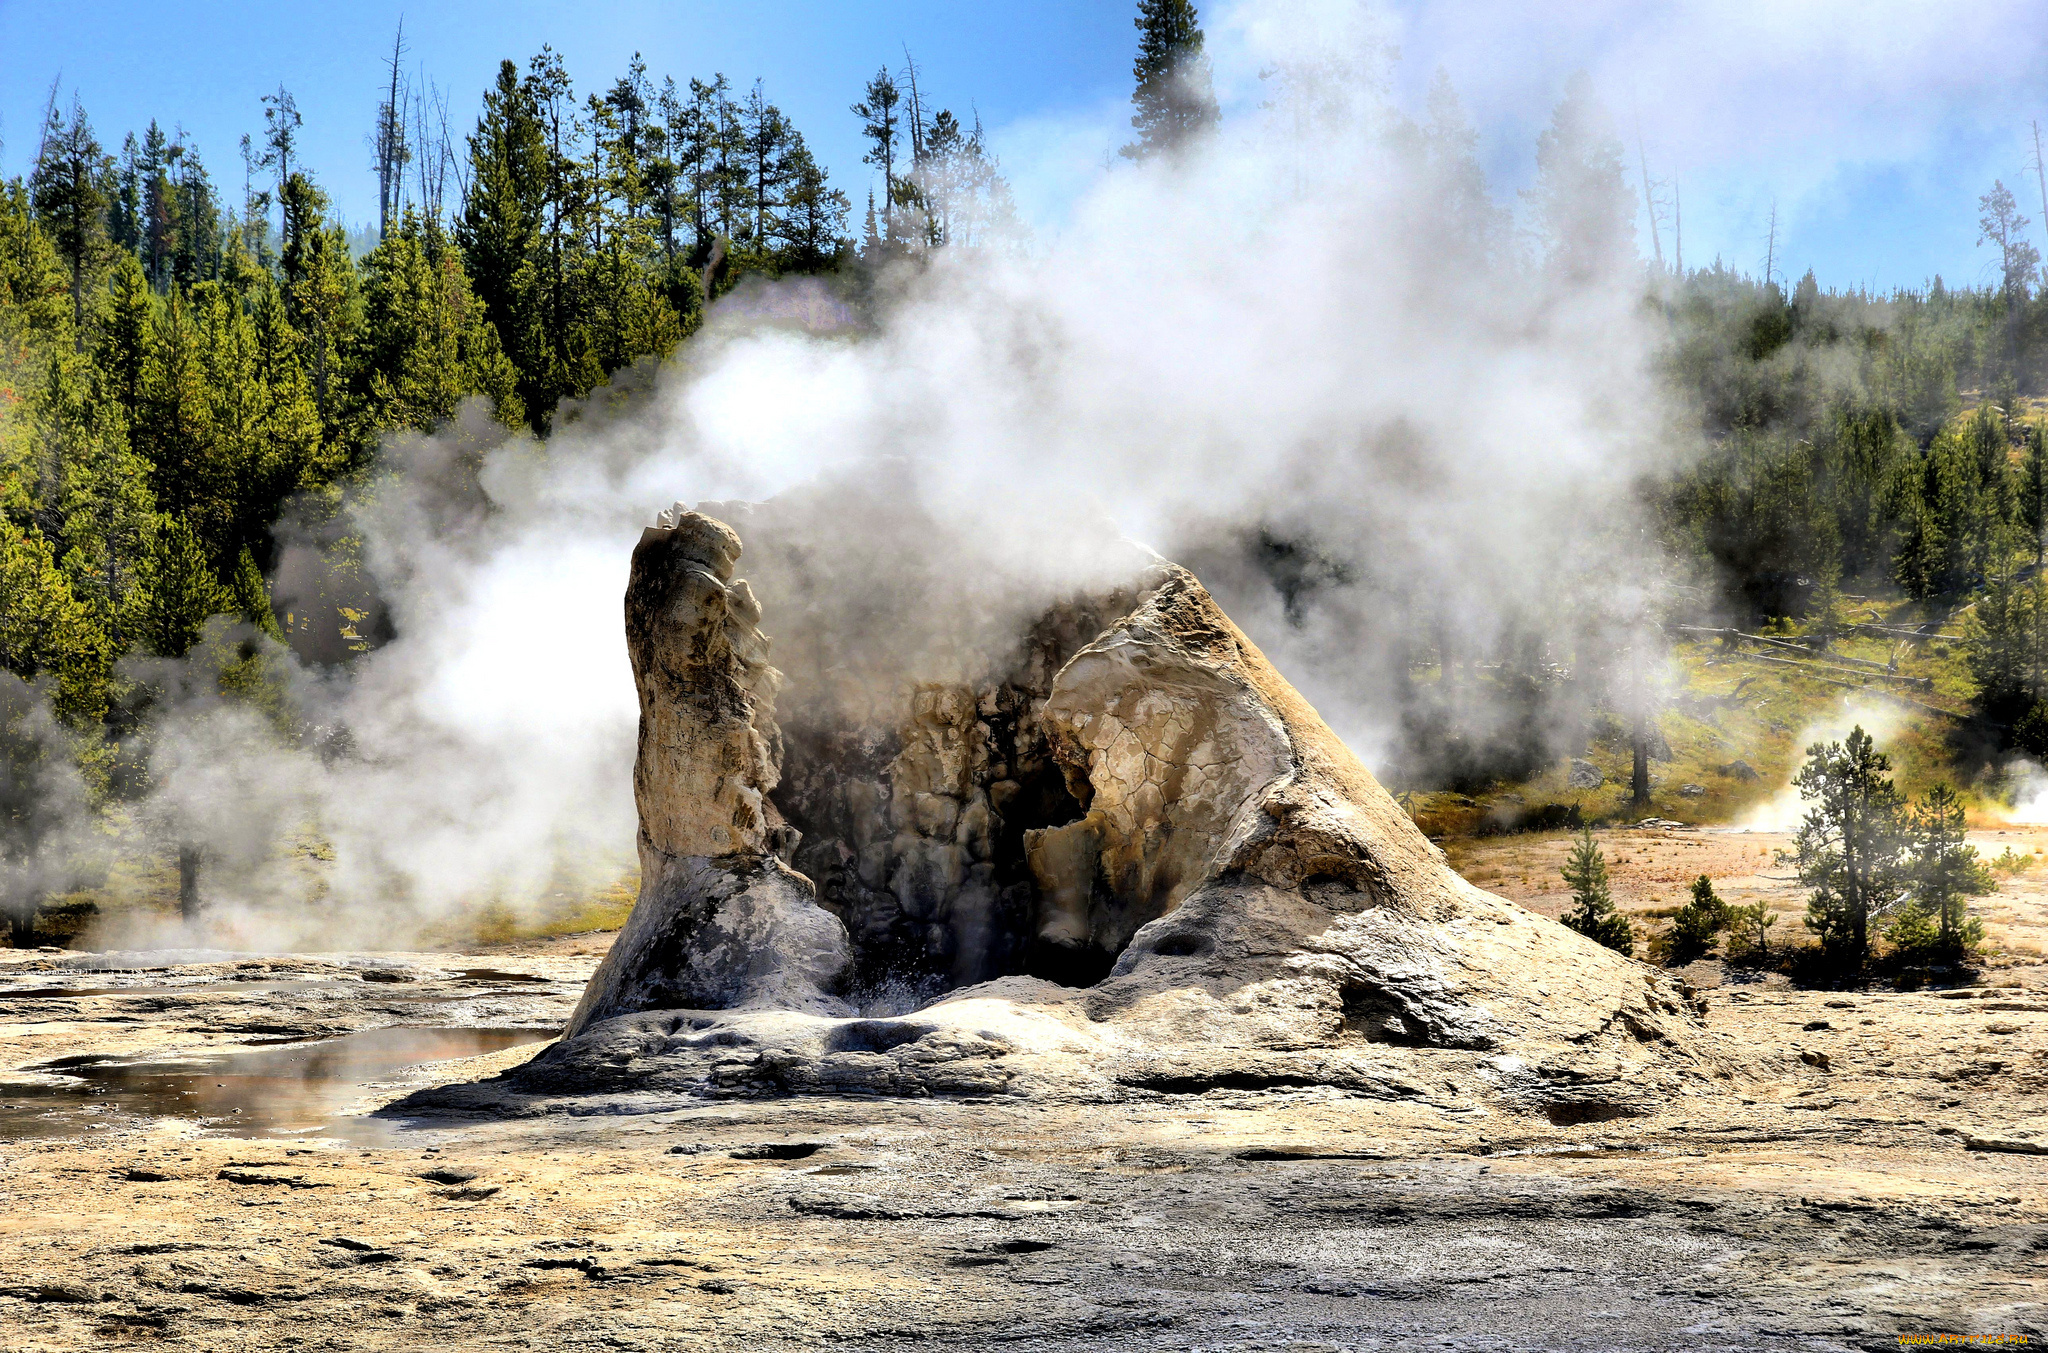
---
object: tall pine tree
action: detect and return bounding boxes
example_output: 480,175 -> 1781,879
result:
1120,0 -> 1219,162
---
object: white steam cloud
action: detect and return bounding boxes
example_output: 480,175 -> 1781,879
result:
102,0 -> 1690,950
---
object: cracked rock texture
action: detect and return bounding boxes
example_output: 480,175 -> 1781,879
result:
563,510 -> 852,1039
533,501 -> 1729,1111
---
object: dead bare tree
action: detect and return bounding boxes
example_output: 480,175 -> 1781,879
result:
374,19 -> 410,237
2033,121 -> 2048,286
1635,118 -> 1663,272
1763,199 -> 1778,289
409,72 -> 454,223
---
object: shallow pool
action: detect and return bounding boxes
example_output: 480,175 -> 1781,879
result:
0,1025 -> 554,1144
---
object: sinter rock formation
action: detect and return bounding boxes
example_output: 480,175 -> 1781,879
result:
524,502 -> 1734,1117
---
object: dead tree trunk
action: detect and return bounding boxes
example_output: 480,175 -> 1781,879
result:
7,899 -> 36,949
178,845 -> 202,921
1631,710 -> 1651,808
1630,642 -> 1651,808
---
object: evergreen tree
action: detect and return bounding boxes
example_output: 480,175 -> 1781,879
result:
1787,726 -> 1907,969
0,522 -> 108,726
1977,180 -> 2039,365
740,81 -> 794,250
278,173 -> 360,442
1898,423 -> 1996,597
29,94 -> 114,345
358,214 -> 525,433
1523,72 -> 1635,285
1120,0 -> 1219,163
648,77 -> 691,264
851,67 -> 902,245
777,145 -> 852,271
257,86 -> 302,226
96,255 -> 153,420
163,136 -> 222,289
1421,69 -> 1507,267
2020,424 -> 2048,567
1728,898 -> 1776,957
1965,569 -> 2048,736
459,59 -> 549,430
1560,826 -> 1633,955
228,546 -> 283,639
1669,873 -> 1727,963
1826,408 -> 1907,582
40,347 -> 155,658
137,514 -> 229,658
525,48 -> 606,424
1903,783 -> 1992,960
0,180 -> 72,347
912,109 -> 1021,250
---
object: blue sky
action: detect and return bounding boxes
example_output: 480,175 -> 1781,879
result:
5,0 -> 2046,293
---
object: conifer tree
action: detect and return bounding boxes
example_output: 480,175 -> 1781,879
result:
1978,180 -> 2039,365
740,81 -> 794,249
1421,70 -> 1507,266
278,174 -> 360,441
1903,783 -> 1992,960
460,59 -> 549,430
778,145 -> 851,271
1120,0 -> 1219,162
851,68 -> 902,243
359,214 -> 524,432
1787,726 -> 1907,969
228,546 -> 282,640
2021,425 -> 2048,567
1729,899 -> 1776,957
1560,826 -> 1633,955
97,255 -> 153,420
137,514 -> 229,658
0,523 -> 102,723
1965,568 -> 2046,732
1523,73 -> 1635,285
0,180 -> 72,346
43,352 -> 155,657
29,95 -> 114,345
1669,873 -> 1727,963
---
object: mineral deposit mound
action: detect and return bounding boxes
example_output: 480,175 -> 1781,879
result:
488,489 -> 1734,1119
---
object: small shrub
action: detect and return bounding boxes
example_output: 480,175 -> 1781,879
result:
1669,874 -> 1728,964
1990,846 -> 2033,875
1883,898 -> 1940,963
1725,899 -> 1776,958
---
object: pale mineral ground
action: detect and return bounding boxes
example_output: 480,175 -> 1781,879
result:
1,827 -> 2041,1353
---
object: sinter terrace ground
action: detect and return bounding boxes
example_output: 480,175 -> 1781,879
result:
0,823 -> 2043,1351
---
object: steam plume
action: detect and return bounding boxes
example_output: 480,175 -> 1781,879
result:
92,1 -> 1684,949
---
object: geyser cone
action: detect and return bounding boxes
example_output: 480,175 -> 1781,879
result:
513,503 -> 1729,1117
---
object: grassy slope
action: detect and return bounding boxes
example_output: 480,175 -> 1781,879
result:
1410,594 -> 1992,840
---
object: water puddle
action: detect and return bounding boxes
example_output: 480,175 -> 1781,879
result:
3,988 -> 150,1000
450,969 -> 555,985
0,1026 -> 555,1144
2,973 -> 561,1008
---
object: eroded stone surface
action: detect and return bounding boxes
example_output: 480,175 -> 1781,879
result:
561,510 -> 852,1041
535,506 -> 1729,1114
1,945 -> 2043,1352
